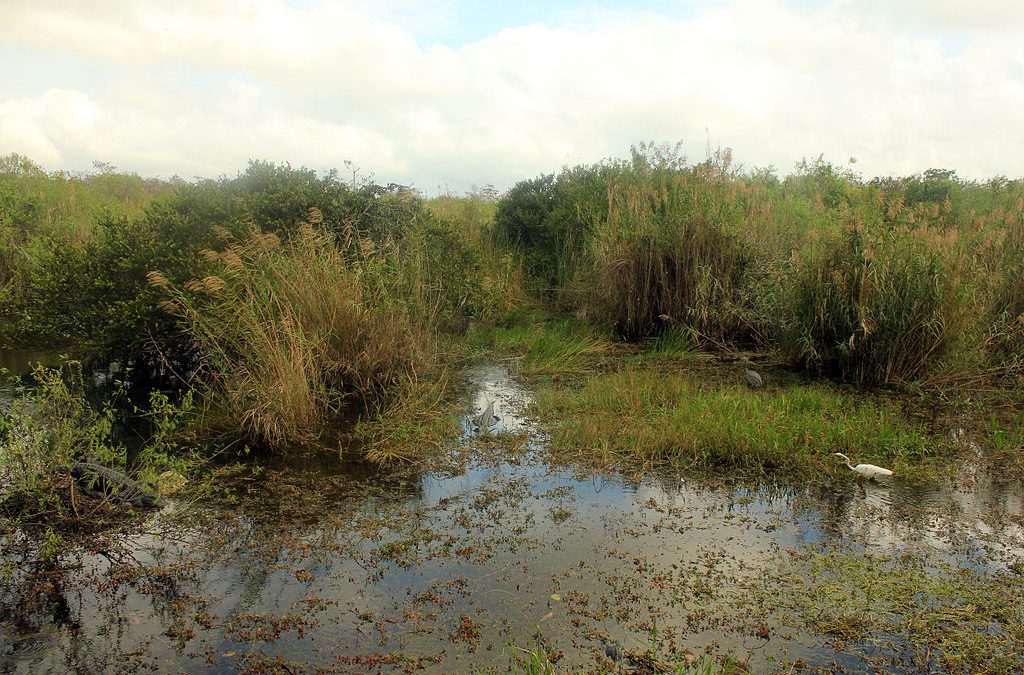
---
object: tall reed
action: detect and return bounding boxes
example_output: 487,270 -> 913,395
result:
155,221 -> 427,449
981,201 -> 1024,380
585,167 -> 758,345
781,227 -> 964,384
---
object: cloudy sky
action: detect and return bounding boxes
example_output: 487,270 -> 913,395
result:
1,0 -> 1022,192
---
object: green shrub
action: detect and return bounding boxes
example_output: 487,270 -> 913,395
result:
493,174 -> 560,284
493,165 -> 610,289
0,362 -> 123,520
15,217 -> 186,357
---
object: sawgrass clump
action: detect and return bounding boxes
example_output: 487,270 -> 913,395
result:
586,168 -> 760,345
780,227 -> 965,384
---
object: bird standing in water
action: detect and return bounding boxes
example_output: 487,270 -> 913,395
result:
833,453 -> 893,480
474,400 -> 499,429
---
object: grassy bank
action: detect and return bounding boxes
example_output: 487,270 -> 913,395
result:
534,364 -> 936,474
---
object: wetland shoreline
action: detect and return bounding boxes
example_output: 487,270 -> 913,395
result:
2,361 -> 1022,673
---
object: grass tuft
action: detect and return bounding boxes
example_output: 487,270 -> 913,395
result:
161,225 -> 428,449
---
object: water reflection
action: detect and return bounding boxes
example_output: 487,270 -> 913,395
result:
1,366 -> 1022,673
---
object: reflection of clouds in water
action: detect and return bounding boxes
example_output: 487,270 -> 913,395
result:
802,471 -> 1024,569
463,364 -> 533,435
4,362 -> 1024,671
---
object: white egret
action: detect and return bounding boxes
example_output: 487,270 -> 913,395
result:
833,453 -> 893,480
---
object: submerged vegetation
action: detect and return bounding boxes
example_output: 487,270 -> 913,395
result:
772,548 -> 1024,673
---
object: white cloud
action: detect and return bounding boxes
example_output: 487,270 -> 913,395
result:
1,0 -> 1022,190
851,0 -> 1024,33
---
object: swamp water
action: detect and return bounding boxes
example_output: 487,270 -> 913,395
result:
1,365 -> 1023,673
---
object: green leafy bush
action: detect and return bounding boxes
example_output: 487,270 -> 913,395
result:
0,362 -> 123,520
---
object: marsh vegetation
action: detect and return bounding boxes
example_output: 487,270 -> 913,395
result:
1,147 -> 1022,672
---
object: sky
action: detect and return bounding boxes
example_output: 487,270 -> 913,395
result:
1,0 -> 1023,193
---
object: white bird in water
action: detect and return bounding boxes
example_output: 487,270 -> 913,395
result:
474,400 -> 500,429
833,453 -> 893,480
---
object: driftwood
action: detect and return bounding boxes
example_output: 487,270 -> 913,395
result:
70,462 -> 160,508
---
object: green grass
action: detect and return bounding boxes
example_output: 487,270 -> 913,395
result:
534,365 -> 935,473
353,375 -> 462,464
498,640 -> 725,674
463,315 -> 610,375
628,327 -> 701,365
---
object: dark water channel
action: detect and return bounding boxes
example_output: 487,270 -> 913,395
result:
1,364 -> 1023,673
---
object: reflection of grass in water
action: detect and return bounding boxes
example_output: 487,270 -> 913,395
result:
769,548 -> 1024,674
535,365 -> 935,474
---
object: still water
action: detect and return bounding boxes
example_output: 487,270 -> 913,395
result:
1,365 -> 1022,673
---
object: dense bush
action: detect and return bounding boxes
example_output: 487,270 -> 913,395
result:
492,174 -> 559,283
427,191 -> 528,325
13,217 -> 185,358
494,147 -> 1023,385
781,227 -> 964,384
5,149 -> 1024,402
0,154 -> 173,301
584,158 -> 762,345
493,165 -> 610,288
6,162 -> 452,361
